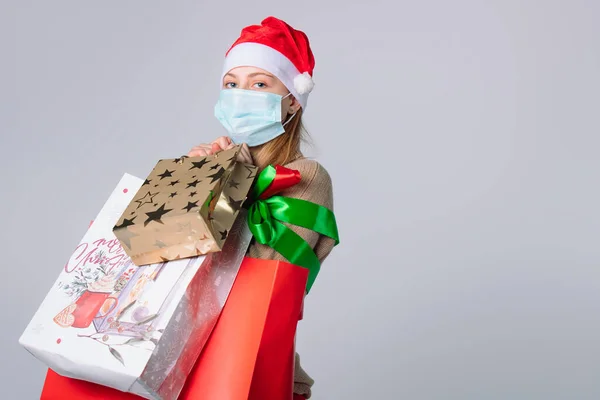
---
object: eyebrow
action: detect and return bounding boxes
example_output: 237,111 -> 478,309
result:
224,72 -> 275,79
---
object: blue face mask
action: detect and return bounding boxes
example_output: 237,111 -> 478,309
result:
214,89 -> 296,147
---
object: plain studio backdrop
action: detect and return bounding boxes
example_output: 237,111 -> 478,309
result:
3,1 -> 599,399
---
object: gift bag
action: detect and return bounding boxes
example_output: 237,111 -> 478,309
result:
179,257 -> 309,400
113,146 -> 257,266
20,174 -> 252,400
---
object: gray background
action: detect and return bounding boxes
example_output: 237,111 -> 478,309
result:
4,0 -> 599,399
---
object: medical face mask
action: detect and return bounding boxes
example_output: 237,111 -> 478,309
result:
214,89 -> 296,147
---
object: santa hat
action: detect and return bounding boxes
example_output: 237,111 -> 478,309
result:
221,16 -> 315,109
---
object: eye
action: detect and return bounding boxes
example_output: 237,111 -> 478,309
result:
253,82 -> 267,89
224,82 -> 237,89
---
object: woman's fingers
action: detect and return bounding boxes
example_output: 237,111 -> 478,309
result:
239,143 -> 253,164
187,145 -> 212,157
188,137 -> 229,157
224,142 -> 252,164
211,136 -> 232,150
211,142 -> 223,154
188,137 -> 250,162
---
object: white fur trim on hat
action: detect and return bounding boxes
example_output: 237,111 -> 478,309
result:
222,42 -> 310,109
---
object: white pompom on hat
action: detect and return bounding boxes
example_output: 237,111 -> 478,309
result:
221,16 -> 316,109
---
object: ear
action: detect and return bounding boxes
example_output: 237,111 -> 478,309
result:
288,95 -> 301,114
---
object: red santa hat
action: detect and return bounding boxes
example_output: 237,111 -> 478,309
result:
221,16 -> 315,109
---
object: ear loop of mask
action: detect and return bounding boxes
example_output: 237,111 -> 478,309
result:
282,92 -> 297,127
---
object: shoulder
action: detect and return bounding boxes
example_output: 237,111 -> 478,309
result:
286,158 -> 332,186
285,158 -> 332,191
283,158 -> 334,208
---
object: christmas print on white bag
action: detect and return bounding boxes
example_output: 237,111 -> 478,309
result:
53,251 -> 190,366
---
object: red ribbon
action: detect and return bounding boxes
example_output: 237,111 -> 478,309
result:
258,165 -> 302,200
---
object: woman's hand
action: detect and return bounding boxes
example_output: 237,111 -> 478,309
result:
188,136 -> 231,157
187,136 -> 253,164
224,141 -> 253,164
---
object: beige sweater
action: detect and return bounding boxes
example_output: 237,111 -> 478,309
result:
247,158 -> 337,398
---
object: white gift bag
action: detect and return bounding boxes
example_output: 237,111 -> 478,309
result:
19,173 -> 252,399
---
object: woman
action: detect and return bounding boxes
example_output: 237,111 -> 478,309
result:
188,16 -> 336,400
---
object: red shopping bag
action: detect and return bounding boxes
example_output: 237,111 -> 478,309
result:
179,256 -> 308,400
41,369 -> 141,399
40,257 -> 307,400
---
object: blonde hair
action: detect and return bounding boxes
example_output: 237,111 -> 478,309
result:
250,108 -> 309,170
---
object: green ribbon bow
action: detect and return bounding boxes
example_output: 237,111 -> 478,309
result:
247,165 -> 339,293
